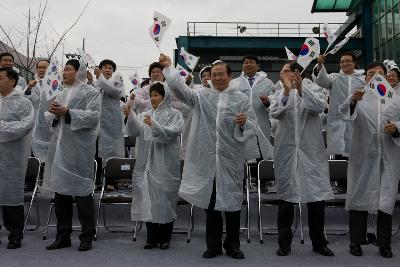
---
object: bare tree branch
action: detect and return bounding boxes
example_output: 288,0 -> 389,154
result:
0,24 -> 25,68
48,0 -> 92,59
28,0 -> 48,69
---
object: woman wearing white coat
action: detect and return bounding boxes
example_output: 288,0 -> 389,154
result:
339,62 -> 400,258
270,62 -> 334,257
125,82 -> 183,250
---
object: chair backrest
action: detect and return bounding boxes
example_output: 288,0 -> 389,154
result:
124,136 -> 136,148
104,157 -> 136,183
329,160 -> 348,182
25,157 -> 40,192
258,160 -> 275,182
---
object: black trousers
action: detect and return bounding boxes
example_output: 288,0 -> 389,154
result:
2,205 -> 24,241
349,210 -> 392,248
146,221 -> 174,245
205,179 -> 241,251
278,200 -> 327,249
54,193 -> 95,243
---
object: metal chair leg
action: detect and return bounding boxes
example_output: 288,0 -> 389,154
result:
94,201 -> 102,240
246,174 -> 251,243
42,203 -> 54,240
133,221 -> 138,241
298,203 -> 304,244
186,204 -> 194,243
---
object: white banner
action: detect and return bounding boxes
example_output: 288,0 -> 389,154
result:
296,37 -> 320,69
149,11 -> 171,48
43,60 -> 63,101
180,47 -> 200,70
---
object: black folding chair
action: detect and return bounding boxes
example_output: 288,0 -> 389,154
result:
257,160 -> 304,244
325,160 -> 348,236
23,157 -> 41,232
174,160 -> 195,243
95,157 -> 138,240
241,161 -> 251,243
124,136 -> 136,158
42,160 -> 98,240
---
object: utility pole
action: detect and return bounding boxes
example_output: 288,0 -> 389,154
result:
82,37 -> 85,52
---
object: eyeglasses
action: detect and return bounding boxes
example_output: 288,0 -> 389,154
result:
340,60 -> 354,64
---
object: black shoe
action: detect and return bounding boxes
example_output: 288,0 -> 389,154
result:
313,246 -> 334,256
203,249 -> 223,258
379,247 -> 393,258
349,243 -> 362,256
78,241 -> 92,251
7,239 -> 21,249
225,248 -> 245,259
160,242 -> 170,250
144,243 -> 158,249
277,247 -> 291,256
46,238 -> 71,250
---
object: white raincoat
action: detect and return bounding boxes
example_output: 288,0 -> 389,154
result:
125,85 -> 183,223
312,65 -> 365,156
0,90 -> 34,205
94,74 -> 125,162
31,83 -> 53,163
231,72 -> 274,160
42,82 -> 101,196
163,66 -> 258,212
270,79 -> 333,203
339,90 -> 400,214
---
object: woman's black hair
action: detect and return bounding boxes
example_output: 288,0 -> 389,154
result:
149,82 -> 165,98
65,59 -> 80,71
99,59 -> 116,71
148,62 -> 164,76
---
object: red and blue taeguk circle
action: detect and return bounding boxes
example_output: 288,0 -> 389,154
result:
377,84 -> 386,96
180,71 -> 187,77
299,44 -> 309,56
153,24 -> 161,35
132,79 -> 138,85
51,80 -> 59,91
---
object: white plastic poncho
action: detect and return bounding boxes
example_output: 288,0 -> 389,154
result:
22,74 -> 41,118
312,65 -> 365,156
124,84 -> 184,223
163,66 -> 258,212
270,79 -> 333,203
231,72 -> 274,160
94,73 -> 125,162
42,82 -> 101,196
31,82 -> 53,163
339,90 -> 400,215
0,90 -> 34,205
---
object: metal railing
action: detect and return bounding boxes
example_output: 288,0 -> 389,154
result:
186,22 -> 347,38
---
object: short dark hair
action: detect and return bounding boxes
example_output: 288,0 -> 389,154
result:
365,61 -> 387,75
288,61 -> 305,78
242,55 -> 259,64
65,59 -> 80,71
200,66 -> 212,78
149,82 -> 165,98
340,51 -> 357,64
36,59 -> 50,68
148,62 -> 164,76
0,52 -> 14,61
140,78 -> 150,88
389,68 -> 400,81
99,59 -> 116,71
0,67 -> 19,88
211,62 -> 232,76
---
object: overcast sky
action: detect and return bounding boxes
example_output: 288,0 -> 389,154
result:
1,0 -> 347,88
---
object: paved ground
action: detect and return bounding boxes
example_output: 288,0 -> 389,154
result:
1,193 -> 399,267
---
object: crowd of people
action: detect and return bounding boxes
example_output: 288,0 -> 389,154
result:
0,50 -> 399,260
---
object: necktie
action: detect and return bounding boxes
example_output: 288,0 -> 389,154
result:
248,77 -> 255,88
